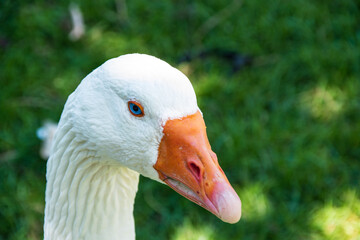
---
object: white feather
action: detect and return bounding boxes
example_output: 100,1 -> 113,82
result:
44,54 -> 200,240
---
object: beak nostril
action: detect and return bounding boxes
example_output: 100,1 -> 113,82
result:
189,162 -> 201,182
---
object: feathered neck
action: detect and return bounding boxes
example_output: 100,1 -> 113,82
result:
44,116 -> 140,240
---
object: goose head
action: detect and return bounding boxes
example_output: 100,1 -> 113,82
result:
65,53 -> 241,223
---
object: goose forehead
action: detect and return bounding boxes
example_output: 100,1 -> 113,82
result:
100,54 -> 198,119
102,54 -> 184,82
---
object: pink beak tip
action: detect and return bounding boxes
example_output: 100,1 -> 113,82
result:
211,183 -> 242,224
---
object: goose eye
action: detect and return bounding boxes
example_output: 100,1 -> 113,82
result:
128,101 -> 144,117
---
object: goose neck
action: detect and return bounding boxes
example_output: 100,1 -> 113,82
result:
44,126 -> 139,240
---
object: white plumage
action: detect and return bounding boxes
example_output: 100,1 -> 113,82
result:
44,54 -> 241,240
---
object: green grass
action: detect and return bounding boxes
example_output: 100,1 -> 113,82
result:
1,0 -> 359,239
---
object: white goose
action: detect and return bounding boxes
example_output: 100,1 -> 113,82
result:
44,54 -> 241,240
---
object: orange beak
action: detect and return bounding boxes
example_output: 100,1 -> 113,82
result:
154,111 -> 241,223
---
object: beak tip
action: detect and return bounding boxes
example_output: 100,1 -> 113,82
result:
218,193 -> 242,224
211,183 -> 242,224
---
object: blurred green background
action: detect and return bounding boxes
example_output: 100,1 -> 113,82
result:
1,0 -> 360,239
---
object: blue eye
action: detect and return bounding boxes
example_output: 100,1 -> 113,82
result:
128,101 -> 144,117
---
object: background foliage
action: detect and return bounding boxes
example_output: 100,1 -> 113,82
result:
0,0 -> 359,239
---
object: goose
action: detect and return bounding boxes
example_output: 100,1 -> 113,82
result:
44,53 -> 241,240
